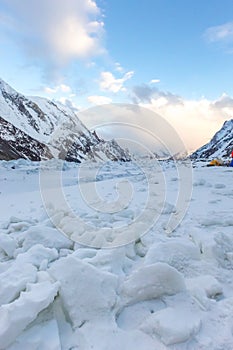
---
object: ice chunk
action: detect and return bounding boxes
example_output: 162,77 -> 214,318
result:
21,226 -> 73,251
7,319 -> 61,350
80,324 -> 162,350
73,248 -> 97,260
0,281 -> 59,349
58,215 -> 85,237
186,275 -> 223,299
121,262 -> 186,305
48,256 -> 119,328
83,247 -> 132,276
7,221 -> 31,234
117,299 -> 165,331
214,232 -> 233,268
145,239 -> 200,270
15,244 -> 58,268
140,307 -> 201,345
0,263 -> 37,305
0,233 -> 17,257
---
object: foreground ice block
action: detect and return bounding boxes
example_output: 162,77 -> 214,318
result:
0,281 -> 59,349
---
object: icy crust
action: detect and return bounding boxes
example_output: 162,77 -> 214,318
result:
0,161 -> 233,348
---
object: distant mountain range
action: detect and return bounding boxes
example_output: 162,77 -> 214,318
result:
1,77 -> 232,163
0,78 -> 131,162
191,119 -> 233,160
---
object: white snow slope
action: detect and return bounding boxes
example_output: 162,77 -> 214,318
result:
0,158 -> 233,349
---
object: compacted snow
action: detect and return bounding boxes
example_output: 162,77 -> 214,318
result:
0,158 -> 233,349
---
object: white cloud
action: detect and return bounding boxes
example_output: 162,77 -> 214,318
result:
150,79 -> 160,84
115,62 -> 124,72
99,71 -> 134,93
44,84 -> 72,94
88,95 -> 112,105
204,22 -> 233,43
1,0 -> 105,65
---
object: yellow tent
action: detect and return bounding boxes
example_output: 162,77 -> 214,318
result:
208,159 -> 223,166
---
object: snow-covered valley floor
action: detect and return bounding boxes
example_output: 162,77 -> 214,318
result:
0,158 -> 233,349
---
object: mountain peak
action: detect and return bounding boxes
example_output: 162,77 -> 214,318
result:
0,78 -> 131,163
0,78 -> 18,95
191,119 -> 233,159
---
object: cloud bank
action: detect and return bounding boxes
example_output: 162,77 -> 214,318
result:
134,87 -> 233,151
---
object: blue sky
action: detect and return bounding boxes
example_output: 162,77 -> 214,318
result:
1,0 -> 233,150
104,0 -> 233,99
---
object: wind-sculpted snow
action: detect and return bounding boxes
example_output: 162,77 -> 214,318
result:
1,160 -> 233,348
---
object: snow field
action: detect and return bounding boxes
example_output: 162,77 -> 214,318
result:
0,159 -> 233,349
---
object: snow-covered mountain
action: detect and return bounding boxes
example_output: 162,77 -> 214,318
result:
0,78 -> 131,162
191,119 -> 233,159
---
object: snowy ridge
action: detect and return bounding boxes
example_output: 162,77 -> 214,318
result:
191,119 -> 233,159
0,78 -> 131,162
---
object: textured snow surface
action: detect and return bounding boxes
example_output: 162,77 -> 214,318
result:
0,159 -> 233,349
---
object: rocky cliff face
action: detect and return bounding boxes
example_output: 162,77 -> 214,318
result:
191,119 -> 233,159
0,78 -> 131,162
0,116 -> 52,161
